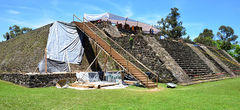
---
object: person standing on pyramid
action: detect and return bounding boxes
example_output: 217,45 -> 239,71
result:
129,34 -> 134,49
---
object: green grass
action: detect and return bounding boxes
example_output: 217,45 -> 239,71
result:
1,78 -> 240,110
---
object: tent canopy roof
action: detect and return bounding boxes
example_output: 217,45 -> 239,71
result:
84,12 -> 160,34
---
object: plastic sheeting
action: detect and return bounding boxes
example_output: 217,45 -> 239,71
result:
38,58 -> 69,73
76,72 -> 100,82
46,21 -> 84,64
105,71 -> 122,83
84,12 -> 136,22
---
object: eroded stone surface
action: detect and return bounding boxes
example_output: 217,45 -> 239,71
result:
0,73 -> 76,88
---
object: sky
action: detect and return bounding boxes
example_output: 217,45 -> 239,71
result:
0,0 -> 240,43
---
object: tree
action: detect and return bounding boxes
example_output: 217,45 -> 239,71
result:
157,7 -> 186,39
216,25 -> 238,51
228,44 -> 240,63
194,28 -> 215,46
182,35 -> 193,43
199,29 -> 214,38
2,25 -> 32,40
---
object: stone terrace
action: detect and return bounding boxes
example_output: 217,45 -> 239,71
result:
111,35 -> 176,83
157,39 -> 213,79
207,47 -> 240,75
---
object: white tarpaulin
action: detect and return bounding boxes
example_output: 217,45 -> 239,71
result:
84,13 -> 110,21
76,72 -> 100,82
46,21 -> 84,64
84,12 -> 136,22
84,12 -> 160,34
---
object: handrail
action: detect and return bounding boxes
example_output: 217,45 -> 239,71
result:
73,14 -> 83,22
73,15 -> 158,87
83,17 -> 158,77
82,18 -> 159,86
85,23 -> 149,77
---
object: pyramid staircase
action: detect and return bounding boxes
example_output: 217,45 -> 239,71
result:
157,40 -> 214,80
207,47 -> 240,75
73,15 -> 157,88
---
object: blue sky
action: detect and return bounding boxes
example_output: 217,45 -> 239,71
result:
0,0 -> 240,43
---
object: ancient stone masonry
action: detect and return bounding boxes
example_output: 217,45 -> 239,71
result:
207,47 -> 240,75
196,46 -> 227,73
222,50 -> 240,65
143,36 -> 190,83
187,43 -> 221,73
157,39 -> 213,79
0,73 -> 76,88
200,46 -> 235,76
111,35 -> 176,83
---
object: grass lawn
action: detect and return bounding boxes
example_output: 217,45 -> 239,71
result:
0,78 -> 240,110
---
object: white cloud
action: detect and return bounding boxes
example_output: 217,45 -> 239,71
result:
102,0 -> 134,17
7,10 -> 20,15
135,13 -> 166,25
19,6 -> 35,10
51,0 -> 59,7
124,6 -> 133,17
5,18 -> 54,28
83,4 -> 106,13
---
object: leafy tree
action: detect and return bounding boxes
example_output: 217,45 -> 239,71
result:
2,25 -> 32,40
157,7 -> 186,39
228,44 -> 240,62
234,44 -> 240,62
182,35 -> 193,43
194,28 -> 215,46
217,25 -> 238,51
199,29 -> 214,38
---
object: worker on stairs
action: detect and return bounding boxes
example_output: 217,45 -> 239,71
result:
129,34 -> 135,49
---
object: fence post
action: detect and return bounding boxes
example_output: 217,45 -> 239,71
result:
156,74 -> 158,87
147,77 -> 148,88
127,60 -> 128,73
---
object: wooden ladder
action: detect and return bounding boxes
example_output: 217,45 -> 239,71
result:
73,15 -> 157,88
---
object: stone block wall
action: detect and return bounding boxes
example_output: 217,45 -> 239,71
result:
0,73 -> 76,88
196,46 -> 227,73
157,39 -> 213,78
207,47 -> 240,75
111,35 -> 176,83
143,36 -> 190,83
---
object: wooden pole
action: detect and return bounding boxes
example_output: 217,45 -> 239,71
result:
45,48 -> 47,73
103,53 -> 109,73
121,70 -> 124,82
95,43 -> 98,69
65,51 -> 71,72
